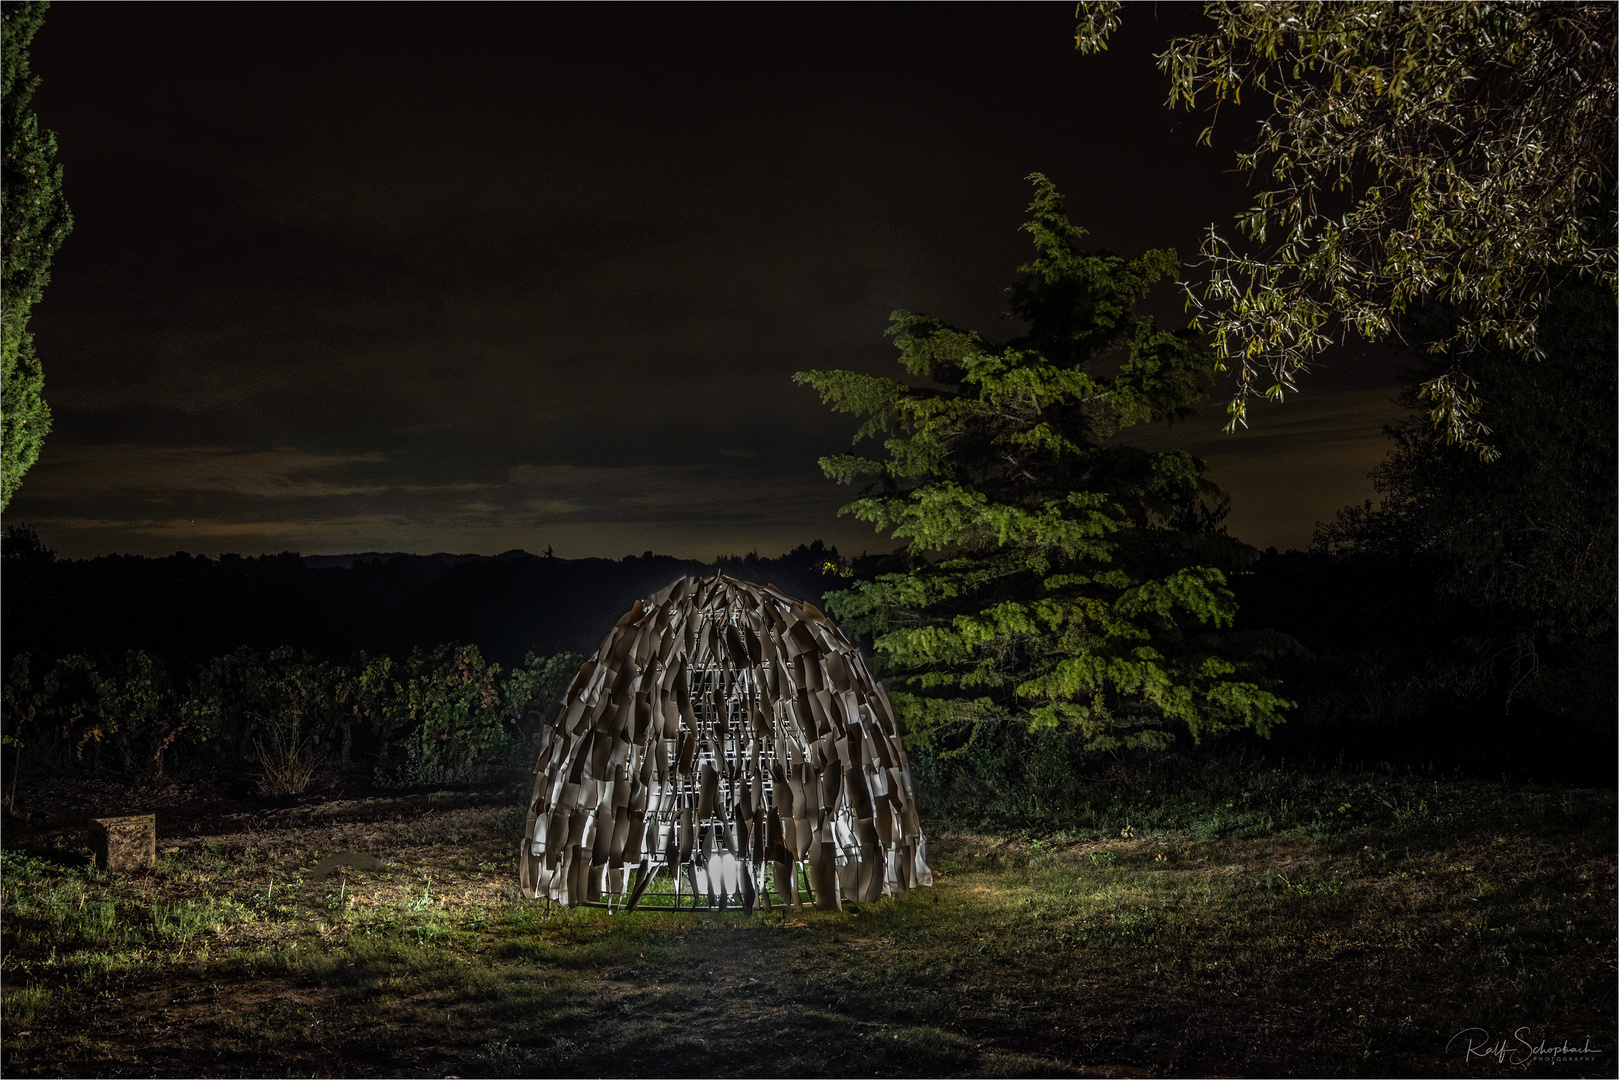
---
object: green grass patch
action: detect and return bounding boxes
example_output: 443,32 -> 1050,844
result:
1,762 -> 1613,1077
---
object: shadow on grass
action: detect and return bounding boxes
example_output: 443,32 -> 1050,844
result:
2,759 -> 1613,1077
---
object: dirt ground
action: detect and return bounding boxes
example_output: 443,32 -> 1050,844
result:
4,771 -> 1613,1079
3,772 -> 1097,1078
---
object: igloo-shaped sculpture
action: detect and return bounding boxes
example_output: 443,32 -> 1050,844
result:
519,573 -> 931,913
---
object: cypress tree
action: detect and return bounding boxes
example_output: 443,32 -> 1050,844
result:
2,0 -> 72,510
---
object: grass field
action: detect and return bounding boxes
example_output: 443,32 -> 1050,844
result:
2,760 -> 1613,1077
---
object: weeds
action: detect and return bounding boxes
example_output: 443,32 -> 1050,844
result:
251,730 -> 320,796
918,747 -> 1613,849
1,762 -> 1613,1077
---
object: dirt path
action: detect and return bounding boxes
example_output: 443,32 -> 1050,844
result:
7,777 -> 1611,1078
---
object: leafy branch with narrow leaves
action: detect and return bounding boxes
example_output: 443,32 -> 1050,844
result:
1077,0 -> 1618,461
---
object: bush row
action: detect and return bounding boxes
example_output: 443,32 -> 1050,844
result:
910,723 -> 1615,840
1,645 -> 582,800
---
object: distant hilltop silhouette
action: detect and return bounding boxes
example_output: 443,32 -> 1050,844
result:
1,535 -> 889,671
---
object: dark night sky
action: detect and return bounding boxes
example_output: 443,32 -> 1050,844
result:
5,2 -> 1409,561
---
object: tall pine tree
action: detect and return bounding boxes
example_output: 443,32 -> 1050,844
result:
796,175 -> 1287,751
2,0 -> 72,510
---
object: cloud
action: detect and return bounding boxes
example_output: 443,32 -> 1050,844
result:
15,444 -> 498,502
4,450 -> 867,561
519,498 -> 586,515
508,463 -> 713,512
8,511 -> 422,556
1112,386 -> 1407,552
503,460 -> 854,525
16,444 -> 389,500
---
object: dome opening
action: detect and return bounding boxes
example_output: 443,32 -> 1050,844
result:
519,573 -> 931,913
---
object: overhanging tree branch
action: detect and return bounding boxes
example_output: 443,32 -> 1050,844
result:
1077,0 -> 1617,461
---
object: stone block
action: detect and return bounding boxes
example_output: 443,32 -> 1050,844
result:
88,814 -> 156,872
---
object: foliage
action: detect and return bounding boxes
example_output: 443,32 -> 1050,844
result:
914,743 -> 1613,838
190,648 -> 274,766
0,522 -> 53,564
102,650 -> 190,782
2,649 -> 218,794
375,645 -> 578,787
0,652 -> 41,810
249,649 -> 338,795
3,642 -> 582,793
331,651 -> 398,769
35,653 -> 110,762
715,539 -> 854,584
187,647 -> 335,793
1077,1 -> 1618,459
4,651 -> 108,780
497,650 -> 584,757
371,645 -> 501,787
1,0 -> 73,509
1315,280 -> 1617,726
1,653 -> 39,754
796,174 -> 1287,753
250,728 -> 320,797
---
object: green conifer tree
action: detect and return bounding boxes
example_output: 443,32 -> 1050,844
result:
796,175 -> 1288,751
2,0 -> 72,510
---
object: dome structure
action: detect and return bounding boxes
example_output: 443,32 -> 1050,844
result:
519,573 -> 931,913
